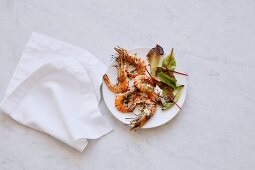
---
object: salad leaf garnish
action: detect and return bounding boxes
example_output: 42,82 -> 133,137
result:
147,44 -> 164,77
162,48 -> 176,71
146,46 -> 185,111
162,85 -> 184,110
158,72 -> 177,90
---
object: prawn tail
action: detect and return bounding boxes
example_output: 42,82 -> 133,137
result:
103,74 -> 118,93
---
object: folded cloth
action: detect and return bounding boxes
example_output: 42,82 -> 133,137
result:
0,33 -> 112,152
6,32 -> 105,102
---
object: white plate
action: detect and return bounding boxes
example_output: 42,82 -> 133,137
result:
102,48 -> 187,129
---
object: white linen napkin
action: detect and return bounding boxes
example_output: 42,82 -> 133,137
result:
6,32 -> 105,102
0,33 -> 112,152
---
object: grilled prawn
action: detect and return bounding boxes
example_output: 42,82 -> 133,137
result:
114,47 -> 146,78
103,55 -> 129,93
130,94 -> 157,131
134,75 -> 160,103
115,86 -> 138,113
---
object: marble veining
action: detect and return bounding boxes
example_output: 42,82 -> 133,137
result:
0,0 -> 255,170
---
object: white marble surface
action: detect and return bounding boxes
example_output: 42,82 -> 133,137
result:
0,0 -> 255,169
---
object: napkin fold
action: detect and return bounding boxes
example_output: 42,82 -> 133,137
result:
0,32 -> 112,151
6,32 -> 106,102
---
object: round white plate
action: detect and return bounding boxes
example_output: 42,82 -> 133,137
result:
102,48 -> 187,129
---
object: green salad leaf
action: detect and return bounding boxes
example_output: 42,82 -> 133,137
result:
162,48 -> 176,71
158,72 -> 177,90
162,85 -> 184,110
